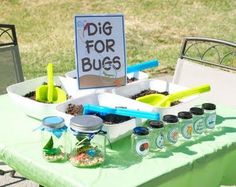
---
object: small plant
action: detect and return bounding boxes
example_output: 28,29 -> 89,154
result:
42,135 -> 66,162
69,135 -> 104,167
43,136 -> 61,156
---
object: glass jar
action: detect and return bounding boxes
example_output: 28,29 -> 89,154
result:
131,127 -> 150,157
148,120 -> 165,151
69,115 -> 106,168
178,111 -> 193,140
41,116 -> 67,162
202,103 -> 216,129
190,107 -> 205,134
163,115 -> 179,145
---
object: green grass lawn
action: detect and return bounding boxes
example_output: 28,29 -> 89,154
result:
1,0 -> 236,79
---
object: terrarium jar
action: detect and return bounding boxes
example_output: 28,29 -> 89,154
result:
131,127 -> 150,157
69,115 -> 106,168
41,116 -> 68,162
190,107 -> 205,135
178,111 -> 193,140
202,103 -> 216,129
163,115 -> 179,145
147,120 -> 165,151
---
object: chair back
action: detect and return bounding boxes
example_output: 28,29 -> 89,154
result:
0,24 -> 24,94
173,37 -> 236,107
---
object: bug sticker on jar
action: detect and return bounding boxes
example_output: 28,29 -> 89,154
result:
202,103 -> 216,129
190,107 -> 205,134
178,111 -> 193,139
148,120 -> 165,151
131,127 -> 150,157
163,115 -> 179,145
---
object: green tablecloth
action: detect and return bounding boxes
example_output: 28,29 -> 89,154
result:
1,94 -> 236,187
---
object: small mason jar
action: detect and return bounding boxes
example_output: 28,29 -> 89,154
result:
147,120 -> 165,151
178,111 -> 193,140
41,116 -> 67,162
69,115 -> 106,168
190,107 -> 205,135
202,103 -> 216,129
163,115 -> 179,145
131,127 -> 150,157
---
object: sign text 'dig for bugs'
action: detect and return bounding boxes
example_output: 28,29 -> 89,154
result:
74,14 -> 126,89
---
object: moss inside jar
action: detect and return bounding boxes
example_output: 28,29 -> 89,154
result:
40,116 -> 68,162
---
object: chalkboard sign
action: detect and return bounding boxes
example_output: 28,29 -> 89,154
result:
74,14 -> 126,89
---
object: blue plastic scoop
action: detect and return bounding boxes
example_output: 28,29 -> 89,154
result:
127,59 -> 159,73
83,104 -> 160,120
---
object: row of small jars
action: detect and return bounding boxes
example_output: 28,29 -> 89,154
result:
131,103 -> 216,157
40,115 -> 106,167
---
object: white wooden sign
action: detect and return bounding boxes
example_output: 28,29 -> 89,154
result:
74,14 -> 126,89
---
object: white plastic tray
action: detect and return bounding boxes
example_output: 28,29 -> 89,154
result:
61,70 -> 149,98
56,92 -> 154,142
7,76 -> 68,119
112,79 -> 203,118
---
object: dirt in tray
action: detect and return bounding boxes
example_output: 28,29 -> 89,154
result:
131,89 -> 181,107
65,103 -> 131,124
65,104 -> 84,116
24,91 -> 36,100
96,113 -> 131,125
127,77 -> 138,83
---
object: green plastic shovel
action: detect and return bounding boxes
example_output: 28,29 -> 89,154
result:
36,63 -> 67,103
136,84 -> 211,107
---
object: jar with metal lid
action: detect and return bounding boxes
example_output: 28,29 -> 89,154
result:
202,103 -> 216,129
69,115 -> 106,168
131,127 -> 150,157
163,115 -> 179,145
178,111 -> 193,139
190,107 -> 205,134
147,120 -> 165,151
40,116 -> 67,162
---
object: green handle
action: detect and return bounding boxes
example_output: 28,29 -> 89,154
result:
47,63 -> 54,102
167,84 -> 211,102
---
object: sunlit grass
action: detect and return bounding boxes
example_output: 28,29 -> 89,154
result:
1,0 -> 235,79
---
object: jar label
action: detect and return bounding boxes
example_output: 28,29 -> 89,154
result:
155,133 -> 164,149
206,114 -> 216,129
135,139 -> 149,156
193,118 -> 205,134
167,128 -> 178,144
181,123 -> 193,139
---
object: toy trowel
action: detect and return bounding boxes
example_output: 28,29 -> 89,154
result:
36,63 -> 67,103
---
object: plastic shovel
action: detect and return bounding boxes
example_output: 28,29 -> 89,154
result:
136,84 -> 211,107
127,59 -> 159,73
36,63 -> 67,103
83,104 -> 160,120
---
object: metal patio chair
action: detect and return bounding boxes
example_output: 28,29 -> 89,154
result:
0,24 -> 25,179
172,36 -> 236,107
0,24 -> 24,94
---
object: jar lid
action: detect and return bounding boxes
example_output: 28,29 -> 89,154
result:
202,103 -> 216,110
190,107 -> 204,115
70,115 -> 103,133
133,127 -> 149,135
163,115 -> 178,123
148,120 -> 164,129
42,116 -> 65,129
178,111 -> 192,119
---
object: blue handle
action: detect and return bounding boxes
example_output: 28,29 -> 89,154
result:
127,59 -> 159,73
83,104 -> 160,120
83,104 -> 116,116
